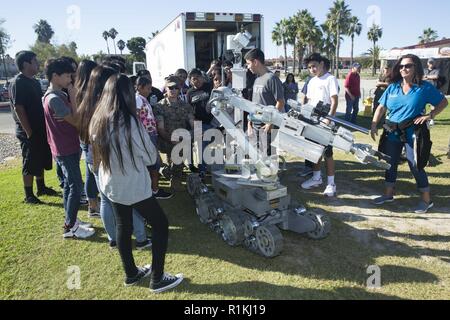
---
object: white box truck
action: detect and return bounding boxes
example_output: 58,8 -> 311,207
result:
144,12 -> 264,89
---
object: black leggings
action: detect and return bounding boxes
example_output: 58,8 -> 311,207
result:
111,197 -> 169,281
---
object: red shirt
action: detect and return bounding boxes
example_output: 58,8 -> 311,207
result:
43,91 -> 80,157
344,71 -> 361,98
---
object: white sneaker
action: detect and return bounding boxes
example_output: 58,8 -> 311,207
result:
301,177 -> 323,190
323,184 -> 337,197
77,219 -> 93,228
64,223 -> 95,239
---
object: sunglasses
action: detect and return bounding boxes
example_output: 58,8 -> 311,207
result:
168,86 -> 179,91
399,63 -> 414,70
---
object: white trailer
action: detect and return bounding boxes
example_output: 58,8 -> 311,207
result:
145,12 -> 264,89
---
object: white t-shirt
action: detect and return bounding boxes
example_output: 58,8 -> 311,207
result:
306,73 -> 339,107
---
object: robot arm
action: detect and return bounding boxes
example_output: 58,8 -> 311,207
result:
208,88 -> 391,175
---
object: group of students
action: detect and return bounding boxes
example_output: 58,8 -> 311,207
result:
8,47 -> 448,292
9,52 -> 188,292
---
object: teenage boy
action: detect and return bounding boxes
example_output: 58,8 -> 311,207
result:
43,58 -> 95,239
187,68 -> 213,178
300,53 -> 339,197
245,48 -> 285,156
9,51 -> 57,204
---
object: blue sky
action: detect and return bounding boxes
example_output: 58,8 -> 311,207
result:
2,0 -> 449,59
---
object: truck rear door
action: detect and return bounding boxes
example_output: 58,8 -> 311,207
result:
185,12 -> 263,71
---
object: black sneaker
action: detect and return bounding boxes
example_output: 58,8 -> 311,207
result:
136,238 -> 152,250
36,187 -> 59,197
154,189 -> 174,200
24,195 -> 43,205
150,273 -> 184,293
124,265 -> 152,287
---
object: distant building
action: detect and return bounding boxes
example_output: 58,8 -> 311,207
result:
267,56 -> 354,72
381,38 -> 450,94
399,38 -> 450,50
0,55 -> 18,80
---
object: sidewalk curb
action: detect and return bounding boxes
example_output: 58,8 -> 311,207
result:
0,103 -> 10,111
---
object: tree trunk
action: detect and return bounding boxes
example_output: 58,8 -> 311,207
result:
331,54 -> 334,74
335,25 -> 340,78
105,40 -> 110,55
298,46 -> 304,75
1,54 -> 8,82
372,40 -> 376,77
284,41 -> 288,74
113,40 -> 117,55
351,35 -> 354,66
293,43 -> 297,75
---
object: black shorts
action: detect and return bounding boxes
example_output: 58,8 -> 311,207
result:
324,146 -> 334,159
17,133 -> 53,176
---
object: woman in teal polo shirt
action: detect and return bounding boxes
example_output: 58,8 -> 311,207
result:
371,54 -> 448,213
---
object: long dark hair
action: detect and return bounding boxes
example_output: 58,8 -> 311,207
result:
89,74 -> 152,174
285,73 -> 296,84
75,60 -> 98,107
391,54 -> 424,85
78,66 -> 118,144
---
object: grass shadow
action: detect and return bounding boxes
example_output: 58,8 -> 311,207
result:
177,280 -> 402,300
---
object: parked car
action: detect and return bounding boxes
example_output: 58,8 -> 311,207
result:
0,84 -> 9,102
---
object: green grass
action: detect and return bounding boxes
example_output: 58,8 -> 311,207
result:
0,105 -> 449,300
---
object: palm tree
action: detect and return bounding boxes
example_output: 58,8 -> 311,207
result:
109,28 -> 118,54
272,19 -> 289,73
33,20 -> 55,44
367,24 -> 383,76
326,0 -> 352,78
293,9 -> 319,74
348,16 -> 362,66
285,17 -> 297,73
151,31 -> 159,39
364,45 -> 382,73
320,23 -> 336,72
102,31 -> 110,55
117,40 -> 126,55
419,28 -> 438,44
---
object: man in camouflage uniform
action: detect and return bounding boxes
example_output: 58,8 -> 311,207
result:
154,76 -> 195,183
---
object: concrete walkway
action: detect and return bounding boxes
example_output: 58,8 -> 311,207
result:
0,108 -> 15,135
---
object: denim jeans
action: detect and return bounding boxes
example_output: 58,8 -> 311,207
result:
91,166 -> 148,242
199,123 -> 215,174
56,162 -> 64,188
82,144 -> 99,200
345,97 -> 360,124
55,152 -> 83,227
385,138 -> 430,192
